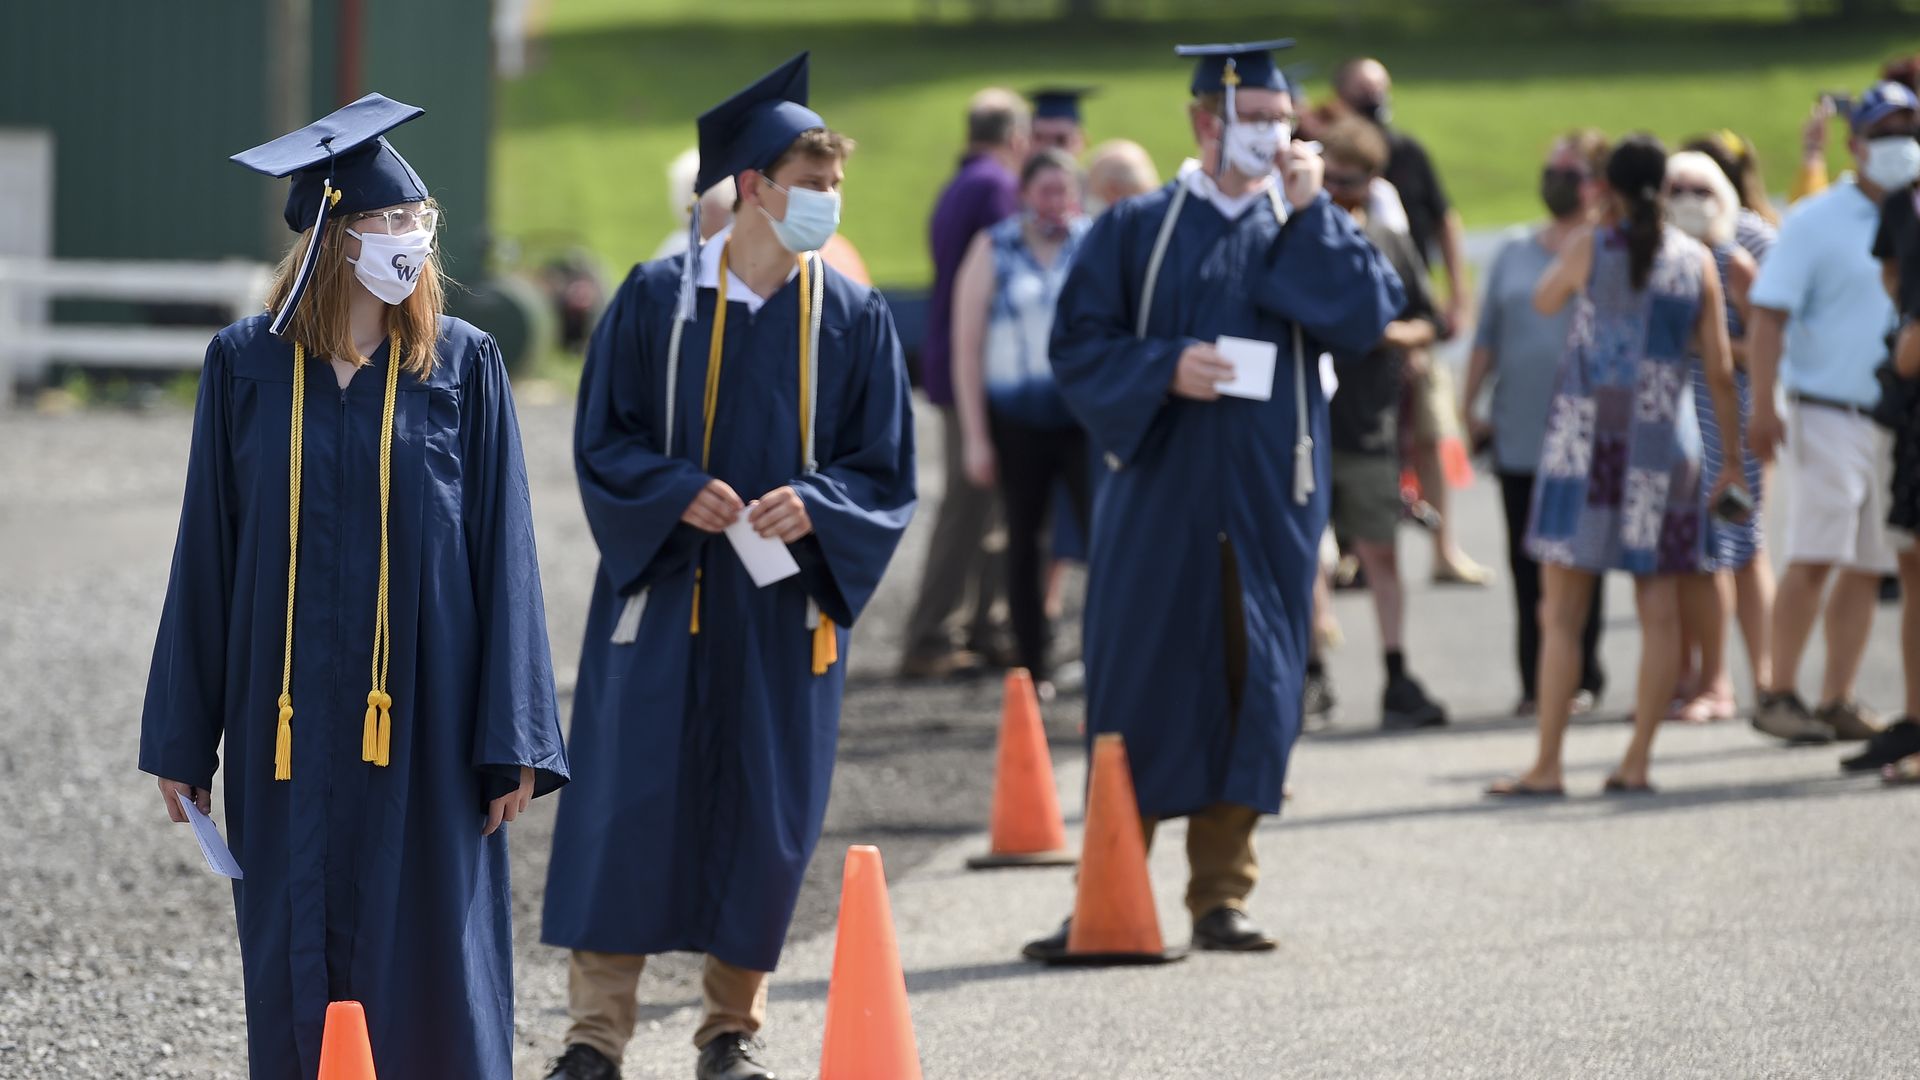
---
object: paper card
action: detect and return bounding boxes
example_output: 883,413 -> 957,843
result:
1216,336 -> 1278,401
725,508 -> 802,588
176,791 -> 244,879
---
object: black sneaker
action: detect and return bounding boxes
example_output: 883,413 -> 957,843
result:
1842,717 -> 1920,772
1020,917 -> 1072,962
545,1043 -> 619,1080
1302,671 -> 1337,732
1382,672 -> 1447,730
696,1033 -> 775,1080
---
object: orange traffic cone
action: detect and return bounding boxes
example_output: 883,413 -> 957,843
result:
820,845 -> 922,1080
967,669 -> 1075,869
1045,733 -> 1183,965
317,1001 -> 377,1080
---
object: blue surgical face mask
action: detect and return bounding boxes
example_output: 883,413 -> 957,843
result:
760,180 -> 842,253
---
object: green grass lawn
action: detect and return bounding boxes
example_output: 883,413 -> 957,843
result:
495,1 -> 1920,287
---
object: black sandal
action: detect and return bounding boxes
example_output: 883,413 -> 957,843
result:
1602,776 -> 1657,795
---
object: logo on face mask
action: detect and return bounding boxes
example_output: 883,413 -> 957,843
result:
348,226 -> 435,305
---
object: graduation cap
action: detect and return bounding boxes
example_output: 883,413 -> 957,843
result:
675,52 -> 828,322
1030,86 -> 1097,124
231,93 -> 429,336
1175,39 -> 1296,96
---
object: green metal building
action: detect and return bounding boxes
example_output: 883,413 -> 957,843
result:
0,0 -> 493,305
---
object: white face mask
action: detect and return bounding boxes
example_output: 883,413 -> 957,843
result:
1222,120 -> 1289,180
1666,193 -> 1718,241
1863,135 -> 1920,191
759,181 -> 842,253
346,228 -> 434,305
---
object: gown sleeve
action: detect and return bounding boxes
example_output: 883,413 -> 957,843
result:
462,334 -> 570,801
788,288 -> 918,627
1049,203 -> 1200,467
138,337 -> 238,791
1255,191 -> 1407,356
574,265 -> 715,597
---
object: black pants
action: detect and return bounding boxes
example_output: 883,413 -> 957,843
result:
990,417 -> 1092,682
1499,471 -> 1606,701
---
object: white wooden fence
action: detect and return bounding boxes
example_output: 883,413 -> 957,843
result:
0,257 -> 272,406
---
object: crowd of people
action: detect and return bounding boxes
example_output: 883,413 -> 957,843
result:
134,36 -> 1920,1080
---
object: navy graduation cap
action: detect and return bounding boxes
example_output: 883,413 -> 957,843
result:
676,52 -> 827,321
231,93 -> 429,336
1030,86 -> 1097,123
1176,39 -> 1295,96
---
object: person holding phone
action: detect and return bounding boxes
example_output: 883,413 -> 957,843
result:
141,94 -> 568,1078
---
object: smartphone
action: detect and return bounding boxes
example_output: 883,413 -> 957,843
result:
1820,91 -> 1854,115
1713,484 -> 1755,525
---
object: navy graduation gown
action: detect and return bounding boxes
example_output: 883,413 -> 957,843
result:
1050,184 -> 1402,819
543,253 -> 916,972
138,314 -> 568,1080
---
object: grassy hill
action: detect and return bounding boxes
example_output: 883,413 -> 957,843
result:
495,1 -> 1920,286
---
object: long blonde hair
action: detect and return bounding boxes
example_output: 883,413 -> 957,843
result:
262,200 -> 445,377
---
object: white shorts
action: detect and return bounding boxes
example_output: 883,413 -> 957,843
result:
1782,402 -> 1898,574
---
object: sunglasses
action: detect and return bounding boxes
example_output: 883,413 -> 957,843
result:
1324,170 -> 1372,190
1667,185 -> 1716,199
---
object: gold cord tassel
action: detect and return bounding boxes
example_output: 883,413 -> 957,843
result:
690,578 -> 702,635
364,339 -> 401,767
275,346 -> 307,781
812,615 -> 837,675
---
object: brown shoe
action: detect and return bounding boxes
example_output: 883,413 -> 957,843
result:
897,649 -> 984,680
1815,699 -> 1882,742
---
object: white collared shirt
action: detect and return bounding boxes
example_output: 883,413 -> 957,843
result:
1177,157 -> 1280,220
694,224 -> 798,315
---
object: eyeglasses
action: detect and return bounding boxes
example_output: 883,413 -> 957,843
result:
1324,170 -> 1371,190
348,206 -> 439,236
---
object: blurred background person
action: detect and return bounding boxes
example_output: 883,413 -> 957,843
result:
1664,150 -> 1769,723
1489,135 -> 1742,797
1683,130 -> 1779,259
1029,86 -> 1093,156
1791,54 -> 1920,202
1335,56 -> 1487,586
1461,129 -> 1612,717
1322,118 -> 1449,730
1084,138 -> 1160,216
1746,83 -> 1914,746
949,148 -> 1092,698
900,88 -> 1030,679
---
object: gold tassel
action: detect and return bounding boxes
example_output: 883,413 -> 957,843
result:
375,692 -> 392,767
274,694 -> 294,780
812,615 -> 838,675
363,691 -> 381,763
690,579 -> 702,635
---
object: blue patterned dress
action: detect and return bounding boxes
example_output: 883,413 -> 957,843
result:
1527,225 -> 1710,576
1692,241 -> 1763,570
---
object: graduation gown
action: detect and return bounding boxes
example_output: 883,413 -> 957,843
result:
1049,182 -> 1402,819
542,247 -> 916,973
138,314 -> 568,1080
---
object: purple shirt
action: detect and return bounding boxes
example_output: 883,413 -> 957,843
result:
922,153 -> 1020,405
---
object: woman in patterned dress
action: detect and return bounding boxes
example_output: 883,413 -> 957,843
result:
1489,135 -> 1745,797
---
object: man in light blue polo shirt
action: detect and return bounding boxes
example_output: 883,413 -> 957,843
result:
1746,81 -> 1918,746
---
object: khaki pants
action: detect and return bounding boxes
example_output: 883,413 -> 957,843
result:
565,951 -> 768,1061
901,405 -> 1006,658
1141,802 -> 1261,918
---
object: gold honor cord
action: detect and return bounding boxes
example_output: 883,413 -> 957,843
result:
689,245 -> 836,674
362,339 -> 401,766
276,338 -> 403,781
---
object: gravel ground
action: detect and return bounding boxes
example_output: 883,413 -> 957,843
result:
0,396 -> 1069,1079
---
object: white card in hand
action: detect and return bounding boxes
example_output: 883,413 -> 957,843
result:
1215,335 -> 1278,401
176,791 -> 244,879
725,508 -> 802,588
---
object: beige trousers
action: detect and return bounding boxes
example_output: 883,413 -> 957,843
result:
1140,802 -> 1262,918
565,950 -> 768,1061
